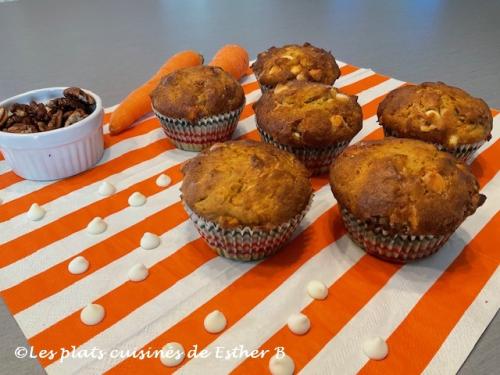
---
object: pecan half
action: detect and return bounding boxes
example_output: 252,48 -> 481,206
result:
5,123 -> 39,133
48,110 -> 63,129
64,108 -> 88,126
0,107 -> 8,128
63,87 -> 96,108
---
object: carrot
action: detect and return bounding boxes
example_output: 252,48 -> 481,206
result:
209,44 -> 249,81
110,50 -> 204,135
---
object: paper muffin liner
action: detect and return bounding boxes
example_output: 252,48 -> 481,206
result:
153,101 -> 245,152
383,128 -> 485,164
257,124 -> 350,175
340,206 -> 452,263
182,195 -> 312,261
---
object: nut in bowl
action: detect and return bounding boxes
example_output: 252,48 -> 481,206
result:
0,87 -> 104,180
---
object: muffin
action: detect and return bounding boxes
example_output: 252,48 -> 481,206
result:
329,138 -> 485,262
377,82 -> 492,162
181,140 -> 313,260
254,80 -> 362,174
252,43 -> 341,92
150,65 -> 245,151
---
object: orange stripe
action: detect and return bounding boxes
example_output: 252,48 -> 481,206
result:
341,74 -> 389,95
339,64 -> 359,76
359,213 -> 500,375
243,81 -> 259,95
232,140 -> 499,374
0,171 -> 22,190
24,70 -> 378,368
105,205 -> 346,374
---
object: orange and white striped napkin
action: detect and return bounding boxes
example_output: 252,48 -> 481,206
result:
0,61 -> 498,375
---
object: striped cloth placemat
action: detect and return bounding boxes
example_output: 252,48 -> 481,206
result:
0,61 -> 498,375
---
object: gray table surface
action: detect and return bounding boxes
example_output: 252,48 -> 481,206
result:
0,0 -> 498,374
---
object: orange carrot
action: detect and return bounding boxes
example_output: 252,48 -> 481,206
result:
209,44 -> 249,81
110,50 -> 203,135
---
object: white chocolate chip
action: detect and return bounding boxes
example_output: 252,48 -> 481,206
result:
362,337 -> 389,360
160,342 -> 185,367
287,313 -> 311,335
80,304 -> 105,325
68,256 -> 89,275
269,353 -> 295,375
155,174 -> 171,188
335,93 -> 350,102
140,232 -> 161,250
204,310 -> 227,333
27,203 -> 46,221
128,192 -> 147,207
290,65 -> 302,75
98,181 -> 116,196
296,73 -> 307,81
448,134 -> 459,146
86,217 -> 107,235
307,280 -> 328,300
128,263 -> 149,282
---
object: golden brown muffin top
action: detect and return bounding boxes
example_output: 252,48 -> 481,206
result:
150,65 -> 245,122
252,43 -> 340,88
330,138 -> 485,235
254,81 -> 363,147
377,82 -> 492,148
181,140 -> 312,229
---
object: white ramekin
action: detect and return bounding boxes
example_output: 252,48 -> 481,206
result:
0,87 -> 104,180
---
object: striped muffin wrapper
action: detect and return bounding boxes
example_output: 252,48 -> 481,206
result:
340,207 -> 452,263
182,195 -> 313,261
257,124 -> 350,175
383,128 -> 485,164
152,101 -> 245,152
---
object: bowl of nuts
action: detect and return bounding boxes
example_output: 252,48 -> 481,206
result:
0,87 -> 104,180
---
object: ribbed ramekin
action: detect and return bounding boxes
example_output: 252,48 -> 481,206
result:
0,87 -> 104,180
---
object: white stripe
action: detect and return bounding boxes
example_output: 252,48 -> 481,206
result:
104,104 -> 119,113
423,267 -> 500,375
301,173 -> 500,375
178,235 -> 364,374
0,162 -> 11,174
44,185 -> 335,375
